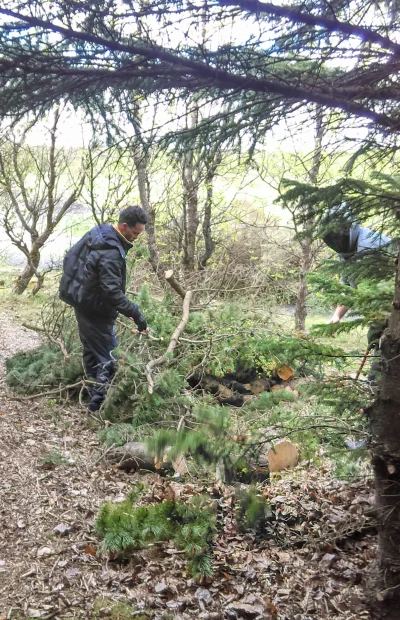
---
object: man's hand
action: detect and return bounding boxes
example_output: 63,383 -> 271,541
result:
130,315 -> 147,333
329,304 -> 348,324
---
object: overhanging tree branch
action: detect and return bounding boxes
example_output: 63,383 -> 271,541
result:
0,7 -> 398,129
218,0 -> 400,57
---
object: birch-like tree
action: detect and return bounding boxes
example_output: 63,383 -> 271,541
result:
0,110 -> 86,294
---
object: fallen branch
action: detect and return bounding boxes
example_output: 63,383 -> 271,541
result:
116,317 -> 163,341
22,322 -> 45,332
165,269 -> 187,299
145,290 -> 193,394
22,320 -> 70,361
48,335 -> 70,361
8,379 -> 96,401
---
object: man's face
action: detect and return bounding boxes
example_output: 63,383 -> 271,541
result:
119,222 -> 145,242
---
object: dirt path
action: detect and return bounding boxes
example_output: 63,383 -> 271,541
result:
0,312 -> 375,619
0,313 -> 136,619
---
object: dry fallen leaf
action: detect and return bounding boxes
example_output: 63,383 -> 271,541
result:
37,546 -> 54,558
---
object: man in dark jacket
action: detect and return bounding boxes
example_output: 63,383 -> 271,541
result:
60,205 -> 148,412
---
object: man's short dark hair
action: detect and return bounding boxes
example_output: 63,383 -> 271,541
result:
119,205 -> 148,227
322,230 -> 351,254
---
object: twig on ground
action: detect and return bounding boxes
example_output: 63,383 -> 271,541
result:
22,322 -> 45,332
8,379 -> 96,401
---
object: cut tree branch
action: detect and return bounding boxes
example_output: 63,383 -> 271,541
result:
145,290 -> 193,393
165,269 -> 187,299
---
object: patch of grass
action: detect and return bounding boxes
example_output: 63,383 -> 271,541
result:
40,450 -> 69,468
92,597 -> 147,619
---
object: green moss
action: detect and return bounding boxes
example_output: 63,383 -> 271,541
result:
92,598 -> 147,619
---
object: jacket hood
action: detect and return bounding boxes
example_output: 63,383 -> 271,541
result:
88,224 -> 133,256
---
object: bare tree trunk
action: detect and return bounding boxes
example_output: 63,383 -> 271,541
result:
132,144 -> 165,282
182,110 -> 199,272
295,237 -> 313,331
368,249 -> 400,619
13,230 -> 54,294
199,153 -> 221,270
182,161 -> 199,271
14,259 -> 39,294
294,106 -> 324,331
13,243 -> 41,294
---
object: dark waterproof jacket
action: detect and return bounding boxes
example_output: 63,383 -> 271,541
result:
59,224 -> 145,325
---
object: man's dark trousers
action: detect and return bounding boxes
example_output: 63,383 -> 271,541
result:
75,311 -> 117,412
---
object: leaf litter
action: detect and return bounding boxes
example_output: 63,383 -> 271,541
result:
0,312 -> 375,619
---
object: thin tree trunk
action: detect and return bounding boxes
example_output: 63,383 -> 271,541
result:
182,109 -> 199,272
199,155 -> 220,270
294,106 -> 324,331
14,247 -> 41,294
132,144 -> 165,283
295,237 -> 313,331
368,249 -> 400,619
198,178 -> 214,270
182,158 -> 199,271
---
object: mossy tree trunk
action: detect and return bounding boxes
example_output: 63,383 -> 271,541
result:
14,243 -> 42,295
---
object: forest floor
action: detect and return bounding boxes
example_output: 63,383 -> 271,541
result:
0,304 -> 377,620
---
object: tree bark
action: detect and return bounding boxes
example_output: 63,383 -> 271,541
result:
182,110 -> 200,272
14,256 -> 39,294
295,237 -> 313,331
294,106 -> 324,331
198,156 -> 220,270
132,143 -> 166,282
13,244 -> 42,294
368,250 -> 400,619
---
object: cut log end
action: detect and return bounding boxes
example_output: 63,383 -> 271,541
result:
268,440 -> 300,472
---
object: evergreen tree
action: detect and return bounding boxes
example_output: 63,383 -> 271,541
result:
281,170 -> 400,619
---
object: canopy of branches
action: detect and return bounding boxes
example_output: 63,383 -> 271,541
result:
0,0 -> 399,143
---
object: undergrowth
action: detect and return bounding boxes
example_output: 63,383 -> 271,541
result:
5,345 -> 82,394
4,287 -> 370,480
95,493 -> 216,579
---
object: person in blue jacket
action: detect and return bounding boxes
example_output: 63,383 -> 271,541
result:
322,220 -> 391,324
322,213 -> 392,383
